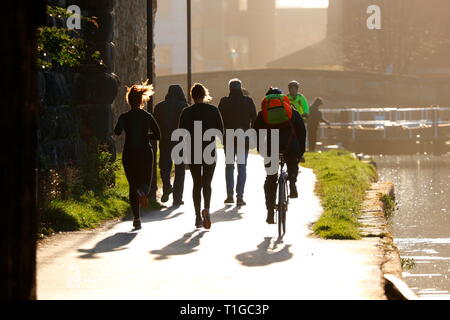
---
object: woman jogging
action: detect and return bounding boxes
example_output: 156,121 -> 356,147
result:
114,81 -> 161,230
178,83 -> 224,229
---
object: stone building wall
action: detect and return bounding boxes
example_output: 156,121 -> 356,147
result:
112,0 -> 149,120
38,0 -> 120,168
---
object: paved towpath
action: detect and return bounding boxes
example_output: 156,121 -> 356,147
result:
37,151 -> 386,299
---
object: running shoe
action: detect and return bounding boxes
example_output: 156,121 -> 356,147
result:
236,197 -> 246,206
224,197 -> 234,204
133,219 -> 142,230
201,209 -> 211,229
195,216 -> 203,228
266,209 -> 275,224
136,188 -> 149,208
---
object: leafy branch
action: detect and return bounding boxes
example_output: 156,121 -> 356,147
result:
37,5 -> 100,69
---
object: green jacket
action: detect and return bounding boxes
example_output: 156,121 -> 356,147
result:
288,94 -> 309,116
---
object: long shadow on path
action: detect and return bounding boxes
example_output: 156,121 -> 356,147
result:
211,206 -> 245,224
235,237 -> 293,267
150,230 -> 207,260
78,232 -> 138,259
140,205 -> 185,224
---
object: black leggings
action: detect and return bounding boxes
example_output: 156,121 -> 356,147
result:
122,147 -> 154,220
189,163 -> 216,216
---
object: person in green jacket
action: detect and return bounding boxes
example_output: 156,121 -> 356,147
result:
288,80 -> 308,162
287,80 -> 309,119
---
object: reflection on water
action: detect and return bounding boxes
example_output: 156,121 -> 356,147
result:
374,155 -> 450,299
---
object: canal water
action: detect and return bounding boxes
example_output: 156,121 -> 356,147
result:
374,154 -> 450,299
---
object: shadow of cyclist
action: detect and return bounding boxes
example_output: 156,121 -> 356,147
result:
235,237 -> 293,267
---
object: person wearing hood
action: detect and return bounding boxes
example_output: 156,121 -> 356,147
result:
154,85 -> 188,206
218,79 -> 257,206
308,97 -> 330,152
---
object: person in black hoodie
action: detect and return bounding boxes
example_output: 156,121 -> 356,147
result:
253,87 -> 306,224
114,81 -> 161,230
178,83 -> 224,229
218,79 -> 257,206
154,85 -> 188,206
307,97 -> 330,152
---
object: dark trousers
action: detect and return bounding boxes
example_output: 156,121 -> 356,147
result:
189,163 -> 216,216
123,147 -> 154,220
263,156 -> 298,211
308,126 -> 318,151
159,145 -> 185,202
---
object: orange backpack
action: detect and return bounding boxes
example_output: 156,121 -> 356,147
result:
261,94 -> 293,127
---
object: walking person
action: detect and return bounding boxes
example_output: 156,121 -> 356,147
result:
154,85 -> 188,206
114,81 -> 161,230
307,97 -> 330,152
178,83 -> 224,229
253,88 -> 306,224
218,79 -> 257,206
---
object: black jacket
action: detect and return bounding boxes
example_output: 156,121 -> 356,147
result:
114,109 -> 161,152
218,90 -> 257,130
252,109 -> 306,159
178,103 -> 224,163
218,89 -> 257,149
154,85 -> 188,147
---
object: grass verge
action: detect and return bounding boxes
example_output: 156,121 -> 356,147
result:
380,193 -> 396,219
39,154 -> 163,238
303,150 -> 377,240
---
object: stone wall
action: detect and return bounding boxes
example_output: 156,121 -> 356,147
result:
154,68 -> 450,110
112,0 -> 149,119
38,0 -> 120,169
112,0 -> 157,151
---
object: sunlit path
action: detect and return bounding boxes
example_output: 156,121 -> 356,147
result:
37,151 -> 386,299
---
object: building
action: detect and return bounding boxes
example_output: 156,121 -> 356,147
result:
269,0 -> 450,75
155,0 -> 327,74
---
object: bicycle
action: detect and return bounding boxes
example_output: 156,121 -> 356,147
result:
275,153 -> 289,237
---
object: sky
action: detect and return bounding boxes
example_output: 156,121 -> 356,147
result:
276,0 -> 329,8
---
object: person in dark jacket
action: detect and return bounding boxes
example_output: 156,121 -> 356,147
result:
178,83 -> 224,229
253,88 -> 306,224
154,85 -> 188,205
114,81 -> 161,230
218,79 -> 257,206
307,97 -> 330,152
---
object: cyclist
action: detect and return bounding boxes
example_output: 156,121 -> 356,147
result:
287,80 -> 309,163
253,88 -> 306,224
287,80 -> 309,119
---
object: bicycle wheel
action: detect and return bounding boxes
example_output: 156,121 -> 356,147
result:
277,175 -> 287,237
282,175 -> 288,234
